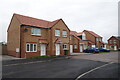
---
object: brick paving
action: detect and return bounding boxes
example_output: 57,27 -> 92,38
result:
71,52 -> 119,63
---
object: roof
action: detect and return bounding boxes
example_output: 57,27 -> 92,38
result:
13,13 -> 61,28
70,31 -> 77,35
113,36 -> 120,40
39,40 -> 48,44
108,36 -> 120,41
77,32 -> 83,36
88,41 -> 95,44
99,41 -> 105,44
70,31 -> 81,40
84,30 -> 102,38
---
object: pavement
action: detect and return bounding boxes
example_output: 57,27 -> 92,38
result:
1,55 -> 21,61
1,52 -> 120,79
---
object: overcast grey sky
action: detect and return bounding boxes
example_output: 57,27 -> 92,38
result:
0,0 -> 119,43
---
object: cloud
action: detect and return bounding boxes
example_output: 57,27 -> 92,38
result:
0,0 -> 119,42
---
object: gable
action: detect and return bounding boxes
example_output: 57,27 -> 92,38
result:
108,36 -> 120,41
7,14 -> 21,32
84,30 -> 102,38
51,19 -> 70,31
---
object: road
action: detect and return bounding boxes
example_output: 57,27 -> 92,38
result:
2,52 -> 119,79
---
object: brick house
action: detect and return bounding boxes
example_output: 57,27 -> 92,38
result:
108,36 -> 120,50
70,31 -> 81,53
7,14 -> 70,58
77,32 -> 94,52
77,30 -> 104,49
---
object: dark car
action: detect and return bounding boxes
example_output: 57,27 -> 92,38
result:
83,48 -> 99,53
118,48 -> 120,51
99,48 -> 110,52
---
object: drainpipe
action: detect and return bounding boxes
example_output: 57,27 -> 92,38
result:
19,25 -> 22,58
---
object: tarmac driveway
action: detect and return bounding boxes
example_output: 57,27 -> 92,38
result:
71,52 -> 119,63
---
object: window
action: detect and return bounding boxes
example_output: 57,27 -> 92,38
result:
55,30 -> 60,36
31,28 -> 41,35
74,45 -> 77,49
82,33 -> 86,40
70,36 -> 72,40
63,44 -> 67,49
110,40 -> 112,44
96,38 -> 99,41
114,40 -> 116,44
99,38 -> 102,41
62,31 -> 67,37
26,43 -> 37,52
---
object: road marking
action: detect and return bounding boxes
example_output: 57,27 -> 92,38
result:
3,57 -> 68,67
75,62 -> 114,80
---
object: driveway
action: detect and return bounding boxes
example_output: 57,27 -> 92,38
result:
71,52 -> 119,63
1,55 -> 21,61
2,52 -> 119,79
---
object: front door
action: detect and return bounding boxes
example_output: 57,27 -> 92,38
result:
80,44 -> 83,52
56,44 -> 60,55
114,45 -> 117,50
70,45 -> 73,53
41,44 -> 46,56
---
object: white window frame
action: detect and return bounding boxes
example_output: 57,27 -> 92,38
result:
99,38 -> 102,41
70,36 -> 72,40
82,33 -> 86,40
96,38 -> 99,41
114,40 -> 116,44
31,28 -> 41,35
55,29 -> 60,36
74,44 -> 77,49
63,44 -> 68,49
110,40 -> 112,44
62,31 -> 67,37
26,43 -> 37,52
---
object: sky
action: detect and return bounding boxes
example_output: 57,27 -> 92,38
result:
0,0 -> 119,43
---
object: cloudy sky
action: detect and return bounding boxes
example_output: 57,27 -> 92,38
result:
0,0 -> 119,43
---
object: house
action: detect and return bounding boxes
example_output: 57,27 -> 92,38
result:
77,30 -> 104,50
77,32 -> 94,52
108,36 -> 120,50
7,13 -> 70,58
70,31 -> 81,53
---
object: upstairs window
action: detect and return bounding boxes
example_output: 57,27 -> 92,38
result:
62,31 -> 67,37
96,38 -> 99,41
70,36 -> 72,40
26,43 -> 37,52
99,38 -> 102,41
55,30 -> 60,36
114,40 -> 116,44
63,44 -> 67,49
31,28 -> 41,35
82,33 -> 86,40
110,40 -> 112,44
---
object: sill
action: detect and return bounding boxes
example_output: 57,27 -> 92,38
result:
26,51 -> 37,52
31,34 -> 41,37
55,35 -> 60,37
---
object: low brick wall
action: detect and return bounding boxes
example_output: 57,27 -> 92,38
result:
2,44 -> 7,55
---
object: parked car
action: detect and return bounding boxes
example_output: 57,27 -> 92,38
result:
118,48 -> 120,51
83,48 -> 99,53
99,48 -> 110,52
